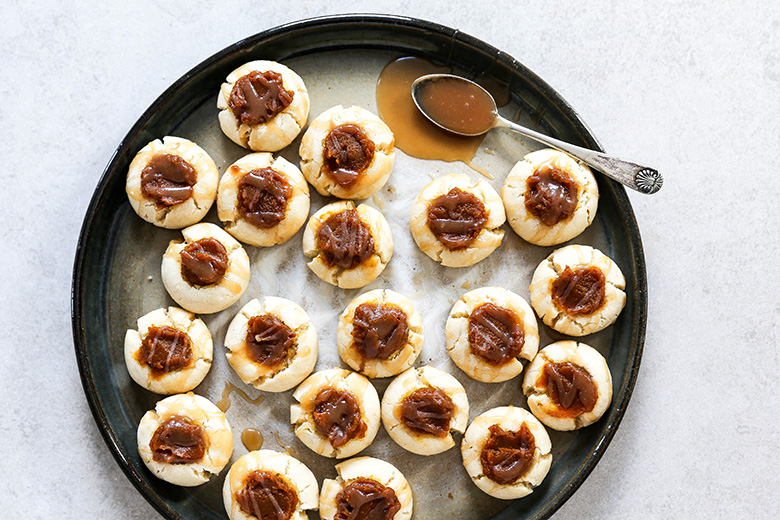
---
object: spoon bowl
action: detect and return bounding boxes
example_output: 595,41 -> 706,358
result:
411,74 -> 663,194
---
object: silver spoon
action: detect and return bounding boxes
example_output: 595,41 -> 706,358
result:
411,74 -> 663,194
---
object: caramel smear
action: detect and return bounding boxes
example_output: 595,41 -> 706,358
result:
216,381 -> 266,412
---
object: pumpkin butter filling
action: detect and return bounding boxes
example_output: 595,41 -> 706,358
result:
312,388 -> 367,448
236,470 -> 299,520
141,153 -> 197,208
323,124 -> 375,188
229,70 -> 293,126
137,325 -> 192,376
150,415 -> 206,464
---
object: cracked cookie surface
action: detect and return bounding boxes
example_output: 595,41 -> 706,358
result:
217,60 -> 309,152
502,148 -> 598,246
381,366 -> 469,456
217,152 -> 310,247
302,201 -> 393,289
126,136 -> 218,229
137,393 -> 232,487
161,222 -> 250,314
445,287 -> 539,383
410,173 -> 505,267
522,341 -> 612,431
337,289 -> 423,378
319,456 -> 413,520
222,449 -> 318,520
529,244 -> 626,336
124,306 -> 213,394
291,368 -> 380,459
299,105 -> 395,199
224,297 -> 318,392
461,405 -> 552,499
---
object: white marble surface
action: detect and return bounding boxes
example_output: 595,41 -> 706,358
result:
2,0 -> 779,518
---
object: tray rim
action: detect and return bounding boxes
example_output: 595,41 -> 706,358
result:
72,13 -> 647,520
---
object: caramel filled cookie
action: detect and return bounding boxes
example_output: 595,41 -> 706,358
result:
124,306 -> 212,394
410,173 -> 505,267
302,201 -> 393,289
137,393 -> 232,487
502,149 -> 599,246
224,297 -> 318,392
529,244 -> 626,336
217,153 -> 310,246
337,289 -> 423,378
319,457 -> 413,520
461,405 -> 552,500
299,105 -> 395,199
291,368 -> 380,458
523,341 -> 612,431
161,222 -> 250,314
445,287 -> 539,383
126,136 -> 218,229
217,60 -> 309,152
381,366 -> 468,456
222,449 -> 318,520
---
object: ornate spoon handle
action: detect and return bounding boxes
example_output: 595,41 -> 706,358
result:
495,116 -> 663,194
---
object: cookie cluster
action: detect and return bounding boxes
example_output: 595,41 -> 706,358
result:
120,58 -> 629,519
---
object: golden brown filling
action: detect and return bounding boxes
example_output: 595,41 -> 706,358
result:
524,164 -> 579,226
150,415 -> 205,464
399,387 -> 455,438
180,237 -> 229,286
316,209 -> 375,270
312,388 -> 366,448
335,478 -> 401,520
351,303 -> 409,360
236,470 -> 299,520
141,153 -> 197,208
540,362 -> 598,417
137,325 -> 192,376
238,167 -> 292,228
229,70 -> 293,126
551,265 -> 606,315
323,124 -> 376,188
468,303 -> 524,366
427,187 -> 487,250
245,314 -> 295,368
480,423 -> 536,485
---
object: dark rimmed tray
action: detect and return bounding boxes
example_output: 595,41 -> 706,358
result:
72,14 -> 646,520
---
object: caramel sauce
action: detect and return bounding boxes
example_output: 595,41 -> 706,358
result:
551,265 -> 606,315
376,57 -> 484,167
480,423 -> 536,485
237,167 -> 291,228
351,302 -> 410,360
316,209 -> 375,270
334,478 -> 401,520
245,314 -> 295,367
180,237 -> 228,286
229,70 -> 293,126
540,362 -> 598,417
150,415 -> 205,464
525,163 -> 579,226
399,387 -> 455,437
414,76 -> 497,136
241,428 -> 264,452
216,381 -> 266,412
141,154 -> 197,208
427,187 -> 487,250
237,470 -> 298,520
312,388 -> 366,448
468,303 -> 525,366
274,431 -> 297,457
137,325 -> 192,377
